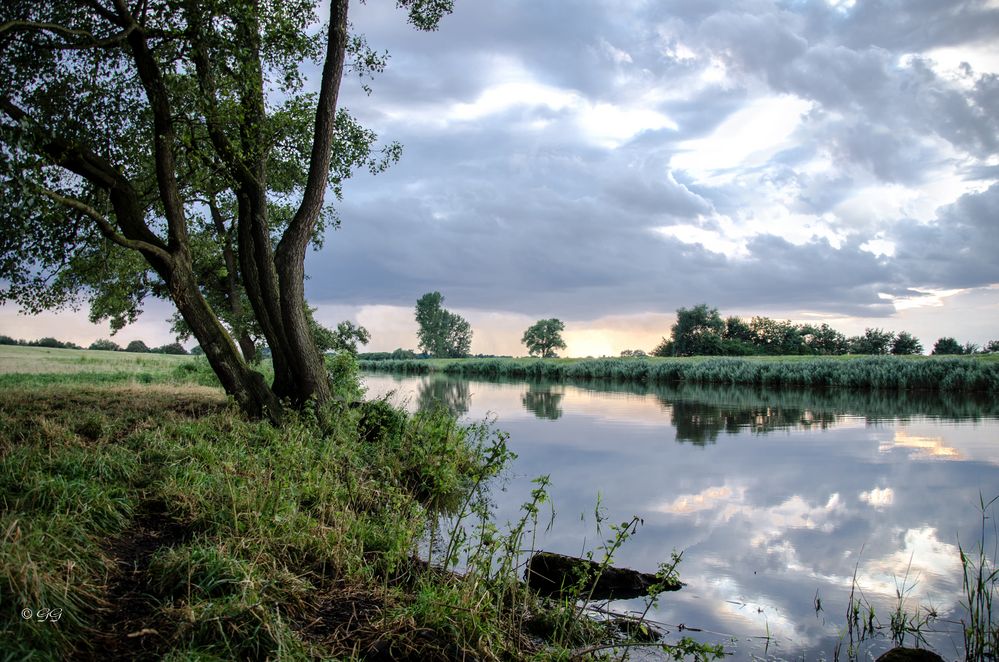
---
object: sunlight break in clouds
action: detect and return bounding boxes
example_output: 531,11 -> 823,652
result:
670,95 -> 813,183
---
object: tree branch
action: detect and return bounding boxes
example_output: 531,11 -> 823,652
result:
279,0 -> 349,255
29,182 -> 173,266
0,20 -> 134,50
111,0 -> 189,252
0,94 -> 169,254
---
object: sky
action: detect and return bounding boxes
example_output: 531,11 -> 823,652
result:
3,0 -> 999,356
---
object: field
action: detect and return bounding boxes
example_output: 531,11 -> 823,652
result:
1,345 -> 715,660
360,354 -> 999,392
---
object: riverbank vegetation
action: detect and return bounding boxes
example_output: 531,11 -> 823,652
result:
359,354 -> 999,393
1,349 -> 724,660
652,304 -> 998,358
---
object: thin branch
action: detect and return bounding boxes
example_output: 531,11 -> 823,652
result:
30,182 -> 173,265
0,20 -> 135,50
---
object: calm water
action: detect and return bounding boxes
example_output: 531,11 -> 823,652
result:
362,371 -> 999,660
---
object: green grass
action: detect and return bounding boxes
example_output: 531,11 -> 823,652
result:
0,353 -> 717,659
360,355 -> 999,392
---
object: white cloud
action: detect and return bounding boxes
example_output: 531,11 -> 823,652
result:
854,527 -> 963,602
671,95 -> 814,183
859,487 -> 894,509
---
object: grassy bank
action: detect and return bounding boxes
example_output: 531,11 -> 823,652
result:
359,355 -> 999,392
0,357 -> 716,660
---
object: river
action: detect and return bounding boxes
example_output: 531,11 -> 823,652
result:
362,371 -> 999,660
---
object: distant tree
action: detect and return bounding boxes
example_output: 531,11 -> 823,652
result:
800,323 -> 849,355
723,316 -> 754,343
620,349 -> 646,358
890,331 -> 923,355
651,337 -> 675,357
124,340 -> 150,353
0,334 -> 17,345
962,341 -> 980,355
190,345 -> 205,356
414,292 -> 472,358
848,328 -> 895,355
931,337 -> 963,355
153,342 -> 188,355
522,318 -> 567,358
984,340 -> 999,354
31,337 -> 77,349
749,316 -> 806,355
671,304 -> 725,356
89,339 -> 121,351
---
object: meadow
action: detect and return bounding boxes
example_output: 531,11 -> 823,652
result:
1,345 -> 720,660
359,354 -> 999,392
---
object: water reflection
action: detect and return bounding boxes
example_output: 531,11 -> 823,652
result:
361,371 -> 999,659
415,376 -> 471,417
520,383 -> 564,420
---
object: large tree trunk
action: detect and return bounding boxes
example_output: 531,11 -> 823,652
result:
168,256 -> 283,422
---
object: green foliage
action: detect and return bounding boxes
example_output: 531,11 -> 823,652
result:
152,342 -> 189,355
671,304 -> 725,356
848,328 -> 895,355
891,330 -> 924,355
360,355 -> 999,394
326,350 -> 364,401
309,310 -> 370,355
801,323 -> 850,355
652,337 -> 675,357
31,336 -> 81,349
933,337 -> 965,355
522,318 -> 567,358
415,291 -> 472,358
124,340 -> 150,353
88,338 -> 120,351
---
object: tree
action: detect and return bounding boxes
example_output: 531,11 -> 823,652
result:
670,304 -> 725,356
931,337 -> 963,355
125,340 -> 150,353
800,323 -> 849,355
0,1 -> 454,421
651,337 -> 674,357
522,318 -> 567,358
749,316 -> 806,355
848,328 -> 895,355
984,340 -> 999,354
153,342 -> 188,355
307,309 -> 370,355
89,339 -> 120,351
414,292 -> 472,358
890,331 -> 923,355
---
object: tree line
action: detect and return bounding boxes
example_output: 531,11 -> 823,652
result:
0,334 -> 190,354
649,304 -> 998,357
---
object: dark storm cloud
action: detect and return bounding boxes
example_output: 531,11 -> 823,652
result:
307,0 -> 999,320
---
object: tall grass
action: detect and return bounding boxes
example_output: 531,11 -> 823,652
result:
360,355 -> 999,393
960,495 -> 999,661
